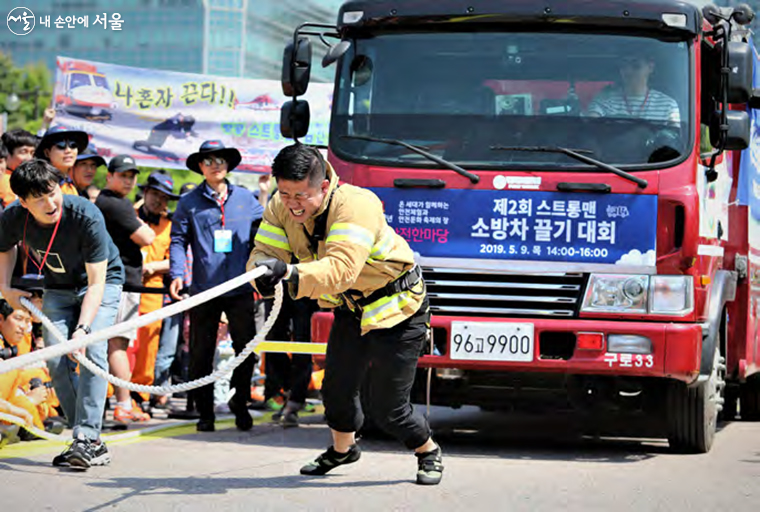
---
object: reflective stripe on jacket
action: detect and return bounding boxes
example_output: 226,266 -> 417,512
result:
247,161 -> 424,334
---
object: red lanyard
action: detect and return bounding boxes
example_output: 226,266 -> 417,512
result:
23,212 -> 62,276
624,88 -> 650,116
215,189 -> 227,228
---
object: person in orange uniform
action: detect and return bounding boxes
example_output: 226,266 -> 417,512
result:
0,143 -> 10,210
131,172 -> 179,405
0,129 -> 38,208
35,126 -> 89,197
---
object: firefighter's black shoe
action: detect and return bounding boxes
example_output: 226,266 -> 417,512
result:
300,444 -> 361,476
415,446 -> 444,485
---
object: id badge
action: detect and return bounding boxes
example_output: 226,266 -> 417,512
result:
214,229 -> 233,253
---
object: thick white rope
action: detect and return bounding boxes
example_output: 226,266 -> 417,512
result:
0,266 -> 268,375
10,270 -> 283,396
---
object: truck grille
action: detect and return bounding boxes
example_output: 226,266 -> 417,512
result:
422,267 -> 586,318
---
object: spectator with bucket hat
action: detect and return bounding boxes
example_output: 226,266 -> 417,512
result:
169,140 -> 263,432
35,126 -> 89,197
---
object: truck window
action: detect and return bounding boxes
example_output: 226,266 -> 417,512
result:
332,32 -> 692,170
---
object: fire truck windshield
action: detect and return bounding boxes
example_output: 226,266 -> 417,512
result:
331,31 -> 691,170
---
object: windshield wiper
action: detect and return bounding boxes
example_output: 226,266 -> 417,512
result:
491,145 -> 648,189
341,135 -> 480,184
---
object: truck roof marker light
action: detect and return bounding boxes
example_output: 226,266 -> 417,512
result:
343,11 -> 364,24
607,335 -> 653,354
577,332 -> 605,351
662,13 -> 687,28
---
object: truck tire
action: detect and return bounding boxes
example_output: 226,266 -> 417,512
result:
666,346 -> 723,453
739,376 -> 760,420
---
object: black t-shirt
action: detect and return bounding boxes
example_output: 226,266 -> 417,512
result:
0,195 -> 124,288
95,189 -> 143,287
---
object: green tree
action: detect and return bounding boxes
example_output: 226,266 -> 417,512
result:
0,52 -> 53,134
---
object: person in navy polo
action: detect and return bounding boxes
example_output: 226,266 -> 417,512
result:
169,140 -> 263,432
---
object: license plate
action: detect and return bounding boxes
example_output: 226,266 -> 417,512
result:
449,322 -> 534,362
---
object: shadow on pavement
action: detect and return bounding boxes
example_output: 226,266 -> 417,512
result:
82,475 -> 409,511
168,406 -> 677,465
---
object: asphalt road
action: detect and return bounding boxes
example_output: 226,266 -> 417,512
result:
1,407 -> 758,511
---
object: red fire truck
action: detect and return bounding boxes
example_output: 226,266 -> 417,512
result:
280,0 -> 760,453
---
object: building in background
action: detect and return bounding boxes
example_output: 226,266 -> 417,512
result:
1,0 -> 344,81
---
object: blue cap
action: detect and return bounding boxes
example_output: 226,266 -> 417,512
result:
139,171 -> 179,200
75,146 -> 106,168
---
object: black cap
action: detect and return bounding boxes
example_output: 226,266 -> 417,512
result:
108,154 -> 140,174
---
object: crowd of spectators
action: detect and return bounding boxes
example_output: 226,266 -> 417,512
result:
0,118 -> 318,456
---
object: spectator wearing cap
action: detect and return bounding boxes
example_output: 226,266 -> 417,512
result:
0,129 -> 38,208
35,126 -> 89,197
131,172 -> 178,405
95,155 -> 155,424
70,147 -> 106,199
169,140 -> 263,432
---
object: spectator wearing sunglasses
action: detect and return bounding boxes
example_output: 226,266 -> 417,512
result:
169,140 -> 263,432
35,126 -> 89,196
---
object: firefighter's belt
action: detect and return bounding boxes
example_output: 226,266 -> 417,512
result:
345,264 -> 423,309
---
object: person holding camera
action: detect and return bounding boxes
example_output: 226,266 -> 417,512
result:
0,299 -> 62,435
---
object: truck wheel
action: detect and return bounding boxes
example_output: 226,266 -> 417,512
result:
666,346 -> 724,453
739,376 -> 760,420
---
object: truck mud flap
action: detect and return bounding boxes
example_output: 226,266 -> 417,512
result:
693,269 -> 736,386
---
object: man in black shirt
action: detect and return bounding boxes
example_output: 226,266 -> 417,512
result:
95,155 -> 155,423
0,159 -> 124,469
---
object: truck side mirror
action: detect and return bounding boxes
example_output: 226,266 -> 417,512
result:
711,110 -> 751,150
323,41 -> 351,67
281,38 -> 312,97
280,100 -> 311,139
727,41 -> 753,104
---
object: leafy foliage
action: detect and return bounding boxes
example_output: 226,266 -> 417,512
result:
0,51 -> 52,134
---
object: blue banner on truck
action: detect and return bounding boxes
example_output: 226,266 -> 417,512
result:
371,188 -> 658,266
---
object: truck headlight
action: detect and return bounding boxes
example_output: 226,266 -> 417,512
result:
581,274 -> 648,313
581,274 -> 694,316
649,275 -> 693,315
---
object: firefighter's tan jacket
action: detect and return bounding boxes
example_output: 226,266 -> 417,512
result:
246,162 -> 424,334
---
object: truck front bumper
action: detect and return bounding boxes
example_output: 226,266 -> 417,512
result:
311,313 -> 703,384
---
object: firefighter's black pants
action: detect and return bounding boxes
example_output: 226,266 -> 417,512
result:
322,297 -> 431,450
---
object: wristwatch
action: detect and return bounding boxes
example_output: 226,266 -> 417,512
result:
74,324 -> 92,335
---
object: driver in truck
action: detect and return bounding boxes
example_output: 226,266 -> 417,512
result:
587,55 -> 680,125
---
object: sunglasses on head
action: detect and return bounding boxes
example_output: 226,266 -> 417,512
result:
202,156 -> 227,166
53,140 -> 78,150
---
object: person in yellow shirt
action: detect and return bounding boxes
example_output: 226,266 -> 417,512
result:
131,172 -> 178,407
35,126 -> 89,196
0,301 -> 56,432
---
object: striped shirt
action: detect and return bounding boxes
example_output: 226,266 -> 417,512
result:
587,87 -> 680,125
